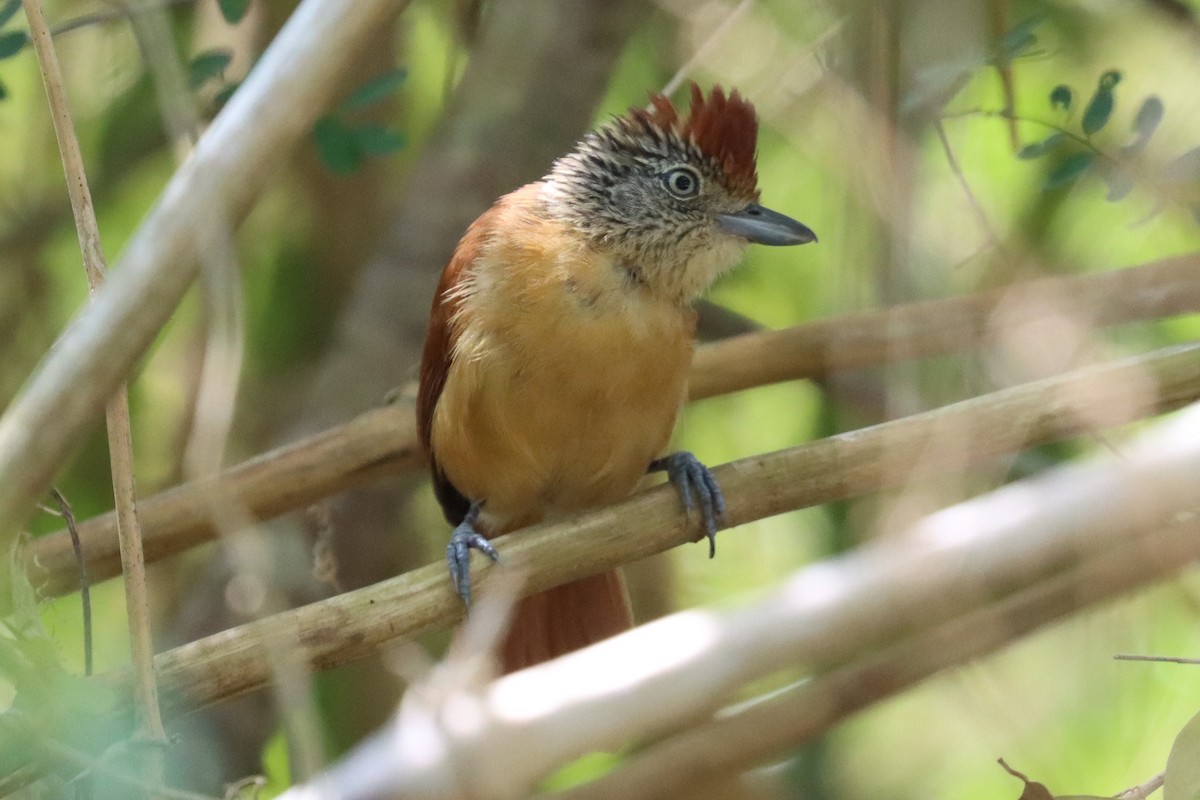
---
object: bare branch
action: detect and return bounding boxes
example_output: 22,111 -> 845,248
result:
1117,771 -> 1166,800
1114,654 -> 1200,665
551,521 -> 1196,800
25,256 -> 1200,600
688,253 -> 1200,397
27,407 -> 419,600
95,343 -> 1200,716
278,402 -> 1200,799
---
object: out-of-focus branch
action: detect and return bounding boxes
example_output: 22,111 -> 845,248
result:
689,253 -> 1200,396
25,256 -> 1200,600
0,0 -> 410,556
277,401 -> 1200,800
93,342 -> 1200,715
552,521 -> 1197,800
48,0 -> 195,38
27,407 -> 419,600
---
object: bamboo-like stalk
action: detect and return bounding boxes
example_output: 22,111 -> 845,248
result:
98,343 -> 1200,716
25,256 -> 1200,600
21,1 -> 167,796
27,406 -> 420,599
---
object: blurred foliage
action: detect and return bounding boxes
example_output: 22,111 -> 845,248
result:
0,0 -> 1198,798
311,68 -> 408,174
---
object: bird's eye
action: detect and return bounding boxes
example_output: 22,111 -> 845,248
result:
662,166 -> 702,199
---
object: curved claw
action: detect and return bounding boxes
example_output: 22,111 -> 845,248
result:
446,502 -> 499,607
649,452 -> 726,558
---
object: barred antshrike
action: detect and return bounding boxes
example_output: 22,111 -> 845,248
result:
417,84 -> 816,672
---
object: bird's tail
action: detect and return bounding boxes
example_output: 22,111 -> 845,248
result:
500,569 -> 632,673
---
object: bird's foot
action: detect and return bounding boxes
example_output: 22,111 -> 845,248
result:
446,501 -> 499,607
649,451 -> 726,558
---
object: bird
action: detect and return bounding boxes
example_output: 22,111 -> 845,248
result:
416,83 -> 816,672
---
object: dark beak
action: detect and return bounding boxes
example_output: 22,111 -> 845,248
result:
717,203 -> 817,246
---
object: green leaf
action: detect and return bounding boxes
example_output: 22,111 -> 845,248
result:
1082,70 -> 1121,136
1166,708 -> 1200,800
312,116 -> 362,175
342,68 -> 407,111
218,0 -> 251,24
352,124 -> 406,156
1050,84 -> 1072,112
1043,150 -> 1095,190
1018,133 -> 1064,160
0,0 -> 23,29
188,49 -> 232,90
997,15 -> 1043,61
0,29 -> 26,60
0,78 -> 8,101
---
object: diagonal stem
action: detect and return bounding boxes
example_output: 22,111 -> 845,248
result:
21,0 -> 167,794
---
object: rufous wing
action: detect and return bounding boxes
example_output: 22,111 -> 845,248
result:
417,206 -> 499,527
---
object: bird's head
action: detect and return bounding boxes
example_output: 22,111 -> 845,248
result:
543,83 -> 816,303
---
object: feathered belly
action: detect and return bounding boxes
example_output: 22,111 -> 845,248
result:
431,309 -> 692,529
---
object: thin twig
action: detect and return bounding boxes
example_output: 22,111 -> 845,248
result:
933,119 -> 1004,255
48,0 -> 196,38
989,0 -> 1020,152
1114,653 -> 1200,665
942,107 -> 1103,155
21,0 -> 167,795
1117,771 -> 1166,800
49,487 -> 91,676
